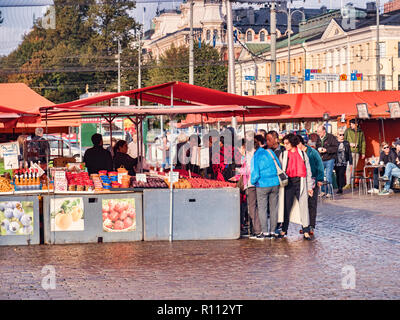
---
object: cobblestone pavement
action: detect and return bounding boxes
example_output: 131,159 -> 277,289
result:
0,192 -> 399,300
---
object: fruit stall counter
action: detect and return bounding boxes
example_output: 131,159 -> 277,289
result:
0,195 -> 40,246
143,188 -> 240,241
42,192 -> 143,244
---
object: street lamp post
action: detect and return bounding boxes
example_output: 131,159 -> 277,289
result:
279,0 -> 305,94
376,0 -> 380,91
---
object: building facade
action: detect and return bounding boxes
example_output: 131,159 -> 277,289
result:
143,0 -> 324,62
236,3 -> 400,96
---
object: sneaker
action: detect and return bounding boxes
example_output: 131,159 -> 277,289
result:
326,193 -> 333,198
255,233 -> 267,240
343,184 -> 351,190
378,189 -> 390,196
319,192 -> 326,197
389,189 -> 394,194
249,233 -> 259,239
367,188 -> 379,194
336,189 -> 343,194
380,176 -> 390,181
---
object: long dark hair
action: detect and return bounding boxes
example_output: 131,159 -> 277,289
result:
113,140 -> 127,155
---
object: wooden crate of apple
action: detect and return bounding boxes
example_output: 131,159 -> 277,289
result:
130,177 -> 168,189
186,177 -> 236,189
102,200 -> 136,232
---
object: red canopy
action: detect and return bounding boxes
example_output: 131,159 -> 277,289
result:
40,81 -> 286,111
179,91 -> 400,125
0,83 -> 80,131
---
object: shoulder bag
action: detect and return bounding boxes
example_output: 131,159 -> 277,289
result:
267,149 -> 288,187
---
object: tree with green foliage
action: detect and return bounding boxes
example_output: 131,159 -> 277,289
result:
0,0 -> 141,103
145,42 -> 227,92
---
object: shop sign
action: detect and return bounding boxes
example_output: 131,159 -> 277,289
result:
0,201 -> 34,236
102,198 -> 136,232
50,197 -> 84,232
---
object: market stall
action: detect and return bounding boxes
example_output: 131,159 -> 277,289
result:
0,82 -> 287,244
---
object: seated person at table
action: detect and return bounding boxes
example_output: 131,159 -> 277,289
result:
379,139 -> 400,195
83,133 -> 113,174
113,140 -> 138,176
369,141 -> 397,194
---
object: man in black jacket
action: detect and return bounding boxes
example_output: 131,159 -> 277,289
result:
83,134 -> 113,174
335,131 -> 352,194
316,125 -> 338,197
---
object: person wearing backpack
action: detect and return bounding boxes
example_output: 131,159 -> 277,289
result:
250,135 -> 281,239
277,134 -> 314,240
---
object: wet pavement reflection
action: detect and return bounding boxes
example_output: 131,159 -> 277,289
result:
1,193 -> 399,299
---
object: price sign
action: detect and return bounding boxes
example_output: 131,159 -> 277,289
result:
136,173 -> 147,183
4,155 -> 18,170
0,142 -> 19,158
168,171 -> 179,183
200,147 -> 210,169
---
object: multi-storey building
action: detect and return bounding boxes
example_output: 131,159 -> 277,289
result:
236,2 -> 400,95
143,0 -> 325,62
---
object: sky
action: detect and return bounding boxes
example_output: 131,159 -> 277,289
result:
0,0 -> 392,56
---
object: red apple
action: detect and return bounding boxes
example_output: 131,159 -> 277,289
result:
123,217 -> 133,229
114,220 -> 124,230
119,210 -> 128,221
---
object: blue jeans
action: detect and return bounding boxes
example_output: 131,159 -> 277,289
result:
384,162 -> 400,191
322,159 -> 335,194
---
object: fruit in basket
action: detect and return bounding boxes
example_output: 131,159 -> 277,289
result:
0,177 -> 13,192
55,210 -> 73,230
71,206 -> 83,222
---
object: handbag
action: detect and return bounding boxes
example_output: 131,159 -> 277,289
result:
237,175 -> 245,191
267,149 -> 288,187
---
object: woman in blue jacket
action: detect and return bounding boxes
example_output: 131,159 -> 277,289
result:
251,135 -> 281,239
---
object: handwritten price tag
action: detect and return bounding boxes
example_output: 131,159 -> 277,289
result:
136,173 -> 147,183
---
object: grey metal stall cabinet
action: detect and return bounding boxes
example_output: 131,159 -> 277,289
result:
0,195 -> 40,246
42,192 -> 143,244
143,188 -> 240,241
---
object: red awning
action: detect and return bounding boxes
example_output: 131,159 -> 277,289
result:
40,81 -> 287,112
0,83 -> 80,129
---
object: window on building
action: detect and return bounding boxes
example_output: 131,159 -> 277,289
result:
398,42 -> 400,58
398,74 -> 400,90
260,31 -> 265,42
380,75 -> 386,90
206,30 -> 211,41
247,31 -> 252,42
379,42 -> 386,58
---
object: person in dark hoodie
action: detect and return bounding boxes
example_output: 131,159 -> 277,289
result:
113,140 -> 138,176
83,133 -> 113,174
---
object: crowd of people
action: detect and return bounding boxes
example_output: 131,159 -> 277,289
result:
238,123 -> 400,240
68,123 -> 400,241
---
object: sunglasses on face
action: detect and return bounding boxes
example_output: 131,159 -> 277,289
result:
383,146 -> 389,149
338,134 -> 344,136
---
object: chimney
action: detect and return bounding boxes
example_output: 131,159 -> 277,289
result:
247,7 -> 255,25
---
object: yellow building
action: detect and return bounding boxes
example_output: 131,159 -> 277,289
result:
236,5 -> 400,95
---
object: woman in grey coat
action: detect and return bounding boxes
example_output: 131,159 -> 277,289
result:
277,134 -> 314,240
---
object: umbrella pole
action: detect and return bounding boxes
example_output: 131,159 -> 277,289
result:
381,118 -> 385,143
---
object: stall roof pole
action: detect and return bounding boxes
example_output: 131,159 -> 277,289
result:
169,84 -> 174,242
